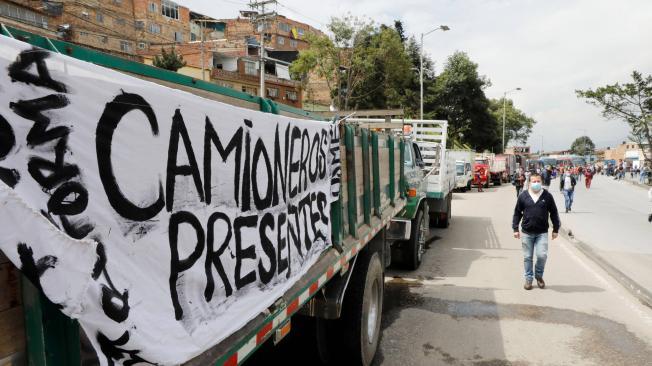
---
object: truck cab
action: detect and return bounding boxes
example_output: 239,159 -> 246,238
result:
455,160 -> 473,191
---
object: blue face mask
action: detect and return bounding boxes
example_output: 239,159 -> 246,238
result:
531,182 -> 542,192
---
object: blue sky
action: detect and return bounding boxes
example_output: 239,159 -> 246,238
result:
177,0 -> 652,151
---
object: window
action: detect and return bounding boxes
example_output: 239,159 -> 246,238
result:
100,36 -> 108,43
81,11 -> 89,18
115,18 -> 126,26
289,39 -> 298,48
241,86 -> 257,95
161,0 -> 179,20
0,3 -> 49,28
134,20 -> 144,30
297,27 -> 304,37
174,31 -> 183,42
278,22 -> 290,32
404,143 -> 414,167
277,36 -> 285,45
149,23 -> 161,34
267,88 -> 279,98
96,11 -> 104,23
113,0 -> 123,4
138,42 -> 148,50
244,60 -> 257,76
285,90 -> 298,101
79,31 -> 89,37
120,40 -> 132,53
148,2 -> 157,12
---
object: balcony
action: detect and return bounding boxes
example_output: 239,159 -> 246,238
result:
212,68 -> 300,89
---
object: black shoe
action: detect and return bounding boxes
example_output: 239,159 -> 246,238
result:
565,208 -> 569,213
648,214 -> 652,223
535,276 -> 545,289
524,280 -> 533,290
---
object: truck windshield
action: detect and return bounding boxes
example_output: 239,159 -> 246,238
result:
456,164 -> 465,175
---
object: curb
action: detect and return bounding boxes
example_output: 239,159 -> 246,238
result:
559,227 -> 652,310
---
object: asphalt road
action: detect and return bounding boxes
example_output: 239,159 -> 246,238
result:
377,183 -> 652,366
549,174 -> 652,293
246,183 -> 652,366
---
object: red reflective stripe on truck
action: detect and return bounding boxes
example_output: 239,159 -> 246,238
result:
256,322 -> 273,344
224,354 -> 238,366
287,298 -> 299,315
309,282 -> 319,296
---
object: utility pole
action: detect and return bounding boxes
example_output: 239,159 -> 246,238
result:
502,88 -> 522,153
249,1 -> 277,98
419,25 -> 449,120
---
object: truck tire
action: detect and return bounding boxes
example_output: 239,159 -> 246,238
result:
339,251 -> 384,366
437,195 -> 452,229
405,208 -> 426,270
466,180 -> 472,192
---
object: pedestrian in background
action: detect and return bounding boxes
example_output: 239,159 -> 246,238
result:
542,165 -> 553,190
513,173 -> 561,290
514,168 -> 525,198
585,166 -> 594,189
560,170 -> 576,213
648,187 -> 652,223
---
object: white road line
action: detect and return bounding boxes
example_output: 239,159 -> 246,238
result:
559,239 -> 652,325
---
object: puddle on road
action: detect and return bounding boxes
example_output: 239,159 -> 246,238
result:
379,278 -> 652,366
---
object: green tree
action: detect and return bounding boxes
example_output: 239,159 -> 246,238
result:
348,25 -> 412,110
153,47 -> 187,72
488,98 -> 536,148
576,71 -> 652,165
291,15 -> 376,110
426,51 -> 499,151
570,136 -> 595,156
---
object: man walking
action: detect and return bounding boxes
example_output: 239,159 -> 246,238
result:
513,173 -> 561,290
514,168 -> 525,198
560,170 -> 576,213
542,165 -> 553,190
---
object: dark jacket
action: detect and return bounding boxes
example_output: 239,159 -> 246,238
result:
543,169 -> 552,186
512,190 -> 561,234
559,175 -> 577,191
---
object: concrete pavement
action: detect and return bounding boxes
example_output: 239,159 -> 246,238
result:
551,174 -> 652,295
377,183 -> 652,366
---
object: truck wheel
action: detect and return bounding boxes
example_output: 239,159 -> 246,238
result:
437,195 -> 452,229
466,181 -> 472,192
339,251 -> 384,366
406,209 -> 426,270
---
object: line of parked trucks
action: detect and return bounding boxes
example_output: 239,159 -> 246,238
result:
450,151 -> 519,191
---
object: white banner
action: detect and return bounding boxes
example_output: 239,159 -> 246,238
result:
0,37 -> 336,365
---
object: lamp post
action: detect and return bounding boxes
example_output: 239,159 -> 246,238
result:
502,87 -> 522,152
420,25 -> 449,120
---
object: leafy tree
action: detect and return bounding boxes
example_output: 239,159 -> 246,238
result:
291,15 -> 376,110
153,47 -> 187,72
348,25 -> 412,110
488,98 -> 536,149
570,136 -> 595,156
576,71 -> 652,165
426,51 -> 499,151
394,20 -> 407,43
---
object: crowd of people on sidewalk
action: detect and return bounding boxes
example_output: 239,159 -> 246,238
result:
604,161 -> 651,185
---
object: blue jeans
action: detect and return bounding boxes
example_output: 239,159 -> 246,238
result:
521,232 -> 549,281
562,189 -> 574,210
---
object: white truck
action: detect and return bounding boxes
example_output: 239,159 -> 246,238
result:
411,120 -> 457,228
448,149 -> 475,192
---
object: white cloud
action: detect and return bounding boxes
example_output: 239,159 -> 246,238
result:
177,0 -> 652,150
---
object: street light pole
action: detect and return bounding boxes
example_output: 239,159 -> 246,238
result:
419,25 -> 449,120
502,87 -> 522,152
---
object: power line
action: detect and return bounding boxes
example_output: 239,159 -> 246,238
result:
276,1 -> 326,27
